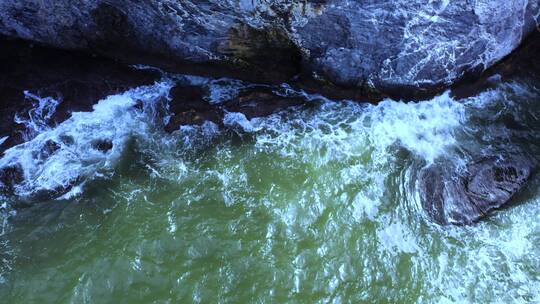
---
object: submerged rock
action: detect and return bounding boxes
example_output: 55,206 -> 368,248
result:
0,1 -> 538,99
92,139 -> 113,152
419,156 -> 534,225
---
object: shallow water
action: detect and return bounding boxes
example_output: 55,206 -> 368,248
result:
1,74 -> 540,303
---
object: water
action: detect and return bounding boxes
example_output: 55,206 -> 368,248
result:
1,73 -> 540,303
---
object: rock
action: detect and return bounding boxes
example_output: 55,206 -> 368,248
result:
40,140 -> 61,158
419,156 -> 534,225
223,86 -> 306,119
0,36 -> 159,155
92,139 -> 113,152
0,1 -> 538,99
165,83 -> 308,131
0,164 -> 24,199
165,85 -> 223,132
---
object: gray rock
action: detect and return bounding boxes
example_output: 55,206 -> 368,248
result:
0,1 -> 539,97
419,155 -> 534,225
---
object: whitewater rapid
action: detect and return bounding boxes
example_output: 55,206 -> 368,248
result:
0,72 -> 539,302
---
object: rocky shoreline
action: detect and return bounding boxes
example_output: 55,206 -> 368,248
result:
1,1 -> 540,225
3,28 -> 539,150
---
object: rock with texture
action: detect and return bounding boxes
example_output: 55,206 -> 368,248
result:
1,0 -> 539,98
419,156 -> 534,225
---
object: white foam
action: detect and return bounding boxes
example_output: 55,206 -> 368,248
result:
428,204 -> 540,302
351,192 -> 379,221
14,91 -> 61,140
223,112 -> 261,132
250,91 -> 464,165
180,75 -> 249,104
369,92 -> 465,163
378,222 -> 419,254
175,121 -> 220,150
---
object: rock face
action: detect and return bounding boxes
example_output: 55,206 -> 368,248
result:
419,156 -> 534,225
1,1 -> 538,98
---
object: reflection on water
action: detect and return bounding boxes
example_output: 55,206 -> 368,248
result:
0,74 -> 539,302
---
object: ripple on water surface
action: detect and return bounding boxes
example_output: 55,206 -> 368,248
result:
0,77 -> 540,303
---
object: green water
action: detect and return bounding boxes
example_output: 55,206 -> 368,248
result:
1,80 -> 540,303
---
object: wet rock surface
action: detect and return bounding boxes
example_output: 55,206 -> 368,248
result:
1,1 -> 538,98
165,85 -> 222,131
419,156 -> 535,225
0,35 -> 159,154
165,83 -> 308,132
92,139 -> 113,152
224,86 -> 306,119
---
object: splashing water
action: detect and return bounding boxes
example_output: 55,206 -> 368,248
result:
0,81 -> 173,200
0,74 -> 539,303
14,91 -> 61,140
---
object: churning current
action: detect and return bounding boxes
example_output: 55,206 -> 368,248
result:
0,72 -> 539,303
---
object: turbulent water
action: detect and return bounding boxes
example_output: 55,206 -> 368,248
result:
1,72 -> 540,303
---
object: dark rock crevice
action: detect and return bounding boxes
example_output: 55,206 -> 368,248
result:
164,83 -> 309,132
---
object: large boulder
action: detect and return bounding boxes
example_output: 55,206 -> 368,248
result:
0,1 -> 538,98
419,156 -> 534,225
